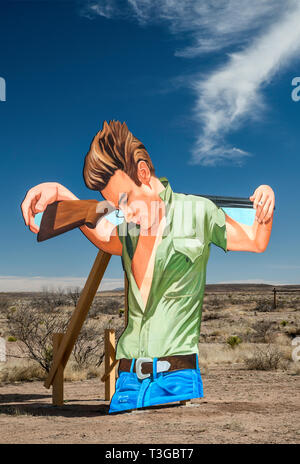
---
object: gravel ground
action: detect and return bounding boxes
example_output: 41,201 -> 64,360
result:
0,364 -> 299,444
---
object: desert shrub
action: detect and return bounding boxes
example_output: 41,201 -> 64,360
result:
6,302 -> 69,372
226,293 -> 244,305
202,311 -> 223,322
255,298 -> 273,312
73,322 -> 124,369
72,324 -> 105,369
208,296 -> 221,308
227,335 -> 242,348
3,289 -> 127,381
119,308 -> 125,317
0,296 -> 9,314
280,320 -> 288,327
285,326 -> 300,338
31,288 -> 70,312
66,287 -> 82,307
89,297 -> 122,317
210,329 -> 222,337
6,302 -> 122,373
250,320 -> 274,343
244,344 -> 282,370
7,336 -> 17,342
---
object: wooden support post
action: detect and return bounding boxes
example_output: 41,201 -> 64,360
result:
180,400 -> 192,406
52,333 -> 64,406
104,329 -> 116,401
273,287 -> 277,309
44,250 -> 111,389
124,272 -> 129,328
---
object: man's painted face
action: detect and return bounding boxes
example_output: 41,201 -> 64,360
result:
101,169 -> 160,230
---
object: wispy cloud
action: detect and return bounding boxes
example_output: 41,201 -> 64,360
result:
85,2 -> 115,19
82,0 -> 300,165
266,264 -> 300,270
0,276 -> 124,292
217,279 -> 287,285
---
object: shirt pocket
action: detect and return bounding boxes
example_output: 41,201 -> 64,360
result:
172,237 -> 204,263
164,237 -> 204,299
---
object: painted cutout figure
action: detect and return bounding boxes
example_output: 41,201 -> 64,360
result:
21,120 -> 275,413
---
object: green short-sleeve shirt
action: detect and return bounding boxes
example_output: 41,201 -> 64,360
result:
116,177 -> 227,359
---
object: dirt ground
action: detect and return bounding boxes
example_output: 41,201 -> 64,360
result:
0,364 -> 299,444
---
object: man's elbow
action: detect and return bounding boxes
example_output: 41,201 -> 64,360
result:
250,229 -> 270,253
95,233 -> 111,243
253,242 -> 268,253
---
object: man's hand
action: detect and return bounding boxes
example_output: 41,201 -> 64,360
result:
21,182 -> 78,233
226,184 -> 275,252
249,185 -> 275,224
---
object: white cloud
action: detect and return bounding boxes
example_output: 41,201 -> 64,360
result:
191,3 -> 300,165
1,275 -> 294,291
83,0 -> 300,165
0,276 -> 124,292
84,1 -> 284,50
266,264 -> 300,270
216,279 -> 288,285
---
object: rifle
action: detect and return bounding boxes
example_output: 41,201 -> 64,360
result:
37,194 -> 270,242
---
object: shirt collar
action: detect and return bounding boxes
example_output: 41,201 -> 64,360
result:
158,176 -> 173,205
127,176 -> 174,239
158,176 -> 174,236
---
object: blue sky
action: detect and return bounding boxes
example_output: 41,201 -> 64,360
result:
0,0 -> 300,291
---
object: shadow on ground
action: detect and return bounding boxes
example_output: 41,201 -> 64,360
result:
0,394 -> 192,418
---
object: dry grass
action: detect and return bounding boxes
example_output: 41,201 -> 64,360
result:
64,361 -> 102,382
0,359 -> 104,385
199,342 -> 251,367
0,361 -> 46,384
199,340 -> 294,372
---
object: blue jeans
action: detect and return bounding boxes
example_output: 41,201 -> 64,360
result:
109,354 -> 203,414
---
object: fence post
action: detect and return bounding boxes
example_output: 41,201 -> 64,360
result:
104,329 -> 116,401
52,333 -> 64,406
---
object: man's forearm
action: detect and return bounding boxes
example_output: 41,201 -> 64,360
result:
54,184 -> 112,244
54,183 -> 121,254
56,185 -> 99,244
251,213 -> 273,252
56,184 -> 79,201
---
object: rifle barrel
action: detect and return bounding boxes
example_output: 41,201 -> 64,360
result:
181,193 -> 275,210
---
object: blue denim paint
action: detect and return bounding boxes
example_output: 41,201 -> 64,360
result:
109,354 -> 203,414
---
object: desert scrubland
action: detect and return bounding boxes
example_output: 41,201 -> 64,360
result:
0,284 -> 299,444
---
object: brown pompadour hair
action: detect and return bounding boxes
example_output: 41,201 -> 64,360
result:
83,120 -> 155,191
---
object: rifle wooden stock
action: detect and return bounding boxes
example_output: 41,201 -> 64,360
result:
37,199 -> 114,242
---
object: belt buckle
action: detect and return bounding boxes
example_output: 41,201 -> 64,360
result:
135,357 -> 172,379
135,357 -> 152,380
